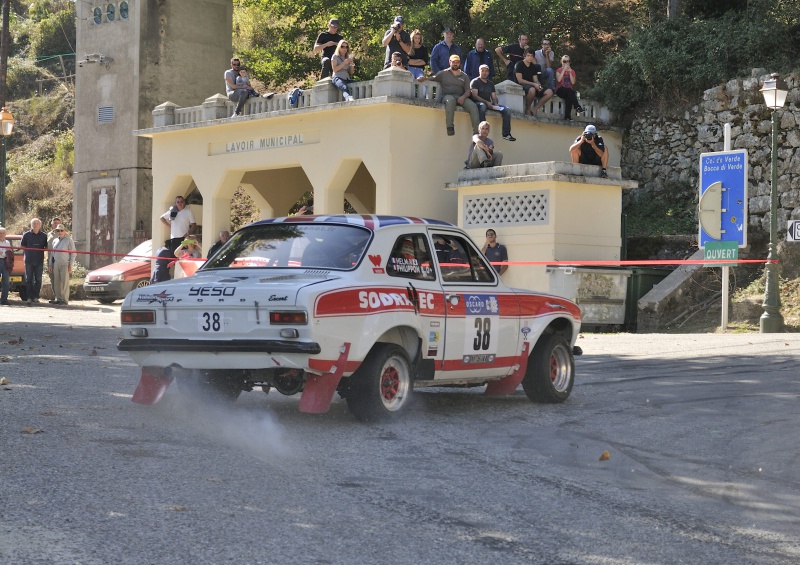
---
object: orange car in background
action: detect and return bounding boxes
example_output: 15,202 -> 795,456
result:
5,235 -> 28,301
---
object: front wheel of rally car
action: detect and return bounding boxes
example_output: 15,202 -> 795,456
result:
522,333 -> 574,403
346,344 -> 413,422
176,369 -> 247,402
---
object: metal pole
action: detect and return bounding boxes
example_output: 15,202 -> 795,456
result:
1,135 -> 5,226
721,123 -> 732,331
0,0 -> 9,107
760,110 -> 783,332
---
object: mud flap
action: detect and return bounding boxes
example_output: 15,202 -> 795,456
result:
484,341 -> 530,396
131,367 -> 174,405
298,343 -> 351,414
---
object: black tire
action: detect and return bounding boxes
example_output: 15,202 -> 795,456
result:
522,334 -> 574,403
346,344 -> 413,422
97,298 -> 116,304
176,369 -> 245,402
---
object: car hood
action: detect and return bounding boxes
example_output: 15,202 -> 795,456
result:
87,260 -> 149,279
124,268 -> 339,308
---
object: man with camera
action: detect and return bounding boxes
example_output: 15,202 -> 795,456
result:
382,16 -> 411,69
160,196 -> 197,254
570,124 -> 608,178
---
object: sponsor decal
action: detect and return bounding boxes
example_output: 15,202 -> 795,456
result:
462,354 -> 496,364
427,347 -> 439,357
521,326 -> 531,340
368,255 -> 382,267
372,268 -> 385,274
430,321 -> 441,328
428,331 -> 440,343
465,294 -> 499,315
136,290 -> 175,304
189,286 -> 236,297
315,287 -> 442,317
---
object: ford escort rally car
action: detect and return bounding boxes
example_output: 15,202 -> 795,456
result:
118,215 -> 582,421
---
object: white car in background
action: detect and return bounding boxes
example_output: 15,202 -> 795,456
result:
118,216 -> 582,421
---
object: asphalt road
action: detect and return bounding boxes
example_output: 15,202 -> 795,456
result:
2,300 -> 799,564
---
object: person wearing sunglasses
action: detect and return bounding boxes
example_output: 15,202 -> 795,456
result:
555,55 -> 585,121
331,39 -> 356,102
48,224 -> 75,305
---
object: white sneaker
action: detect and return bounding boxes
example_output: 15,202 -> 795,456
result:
343,93 -> 351,102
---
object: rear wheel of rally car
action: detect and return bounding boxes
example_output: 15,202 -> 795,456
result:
176,369 -> 246,402
346,344 -> 413,422
522,334 -> 574,403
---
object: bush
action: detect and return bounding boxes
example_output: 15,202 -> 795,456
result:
588,13 -> 800,115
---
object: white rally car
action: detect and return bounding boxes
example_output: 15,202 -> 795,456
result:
118,216 -> 582,421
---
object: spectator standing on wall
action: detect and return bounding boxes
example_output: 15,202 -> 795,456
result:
21,218 -> 47,305
463,38 -> 494,82
0,226 -> 11,305
331,39 -> 357,101
570,124 -> 608,178
495,34 -> 529,82
470,64 -> 515,141
382,16 -> 411,68
48,224 -> 75,305
429,27 -> 461,74
534,38 -> 556,91
160,196 -> 196,254
555,54 -> 584,121
224,57 -> 249,117
466,121 -> 503,169
207,230 -> 230,259
417,54 -> 480,137
516,47 -> 553,115
313,18 -> 343,79
481,228 -> 508,275
406,29 -> 429,80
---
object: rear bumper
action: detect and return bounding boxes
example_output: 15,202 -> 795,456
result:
117,338 -> 321,355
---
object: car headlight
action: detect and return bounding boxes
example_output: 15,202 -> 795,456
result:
109,273 -> 124,282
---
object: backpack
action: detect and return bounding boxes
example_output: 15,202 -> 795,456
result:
288,88 -> 303,108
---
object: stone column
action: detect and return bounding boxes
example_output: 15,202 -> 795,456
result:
152,102 -> 178,127
372,66 -> 415,98
202,94 -> 231,120
312,78 -> 340,106
495,80 -> 524,114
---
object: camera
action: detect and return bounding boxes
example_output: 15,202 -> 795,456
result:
169,206 -> 179,219
584,133 -> 594,140
391,23 -> 399,31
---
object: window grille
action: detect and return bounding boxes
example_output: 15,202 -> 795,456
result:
463,191 -> 549,227
98,106 -> 115,123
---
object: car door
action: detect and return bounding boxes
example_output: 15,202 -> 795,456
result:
430,230 -> 520,381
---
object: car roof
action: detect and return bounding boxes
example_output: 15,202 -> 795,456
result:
250,215 -> 455,231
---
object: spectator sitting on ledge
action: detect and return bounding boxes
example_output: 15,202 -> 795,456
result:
570,124 -> 608,178
466,121 -> 503,169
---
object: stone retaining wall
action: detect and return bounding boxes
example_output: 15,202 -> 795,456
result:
622,69 -> 800,235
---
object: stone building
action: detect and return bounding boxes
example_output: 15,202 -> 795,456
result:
72,0 -> 232,268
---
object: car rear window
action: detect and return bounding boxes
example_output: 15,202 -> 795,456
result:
203,224 -> 371,271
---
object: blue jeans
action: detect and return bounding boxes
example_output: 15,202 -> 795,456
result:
332,77 -> 353,97
0,262 -> 8,302
542,67 -> 555,91
25,262 -> 43,300
475,102 -> 512,137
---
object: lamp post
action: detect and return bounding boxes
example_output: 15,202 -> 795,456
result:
758,73 -> 788,333
0,105 -> 12,227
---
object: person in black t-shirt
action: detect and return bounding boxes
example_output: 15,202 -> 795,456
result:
495,34 -> 529,82
515,47 -> 553,115
382,16 -> 411,68
569,124 -> 609,178
313,18 -> 343,79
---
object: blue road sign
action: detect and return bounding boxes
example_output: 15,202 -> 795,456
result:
699,150 -> 748,248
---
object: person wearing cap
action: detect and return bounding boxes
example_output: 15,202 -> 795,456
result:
466,121 -> 503,169
160,195 -> 196,254
313,18 -> 343,79
463,38 -> 494,82
417,54 -> 480,136
570,124 -> 608,178
48,224 -> 75,305
382,16 -> 411,69
430,27 -> 462,74
470,64 -> 515,141
174,237 -> 202,260
495,33 -> 529,82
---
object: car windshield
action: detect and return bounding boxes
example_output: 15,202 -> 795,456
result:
120,240 -> 152,263
203,223 -> 371,271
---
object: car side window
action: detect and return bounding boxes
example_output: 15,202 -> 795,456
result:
432,233 -> 495,284
386,234 -> 435,281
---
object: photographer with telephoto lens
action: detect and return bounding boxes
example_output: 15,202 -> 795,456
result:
569,124 -> 608,178
160,196 -> 197,254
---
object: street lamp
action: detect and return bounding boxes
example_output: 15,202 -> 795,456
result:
0,105 -> 13,227
758,73 -> 788,333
